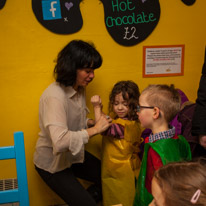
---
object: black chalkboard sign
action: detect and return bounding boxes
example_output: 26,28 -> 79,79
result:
0,0 -> 6,9
32,0 -> 83,34
100,0 -> 161,46
181,0 -> 196,6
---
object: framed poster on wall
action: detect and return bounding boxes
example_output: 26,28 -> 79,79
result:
143,45 -> 185,77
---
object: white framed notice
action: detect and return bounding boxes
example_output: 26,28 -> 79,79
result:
143,45 -> 184,77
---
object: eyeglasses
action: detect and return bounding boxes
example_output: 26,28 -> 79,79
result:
137,105 -> 155,112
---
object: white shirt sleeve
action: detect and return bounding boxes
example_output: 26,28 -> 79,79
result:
40,96 -> 89,156
48,125 -> 89,155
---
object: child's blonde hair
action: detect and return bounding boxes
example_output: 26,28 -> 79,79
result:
154,159 -> 206,206
141,84 -> 181,122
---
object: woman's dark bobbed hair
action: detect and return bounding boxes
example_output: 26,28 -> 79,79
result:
54,40 -> 102,87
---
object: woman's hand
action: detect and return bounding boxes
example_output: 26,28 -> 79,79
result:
86,115 -> 112,137
94,115 -> 112,133
91,95 -> 102,108
87,119 -> 95,127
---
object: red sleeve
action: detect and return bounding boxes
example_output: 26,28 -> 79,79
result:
145,137 -> 149,143
145,147 -> 163,193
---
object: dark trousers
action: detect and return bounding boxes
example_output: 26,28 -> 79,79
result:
35,151 -> 101,206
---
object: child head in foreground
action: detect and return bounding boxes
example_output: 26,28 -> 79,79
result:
108,80 -> 140,120
150,159 -> 206,206
137,84 -> 181,133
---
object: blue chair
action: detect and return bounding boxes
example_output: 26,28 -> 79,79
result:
0,131 -> 29,205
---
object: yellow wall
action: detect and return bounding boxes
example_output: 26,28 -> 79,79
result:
0,0 -> 205,205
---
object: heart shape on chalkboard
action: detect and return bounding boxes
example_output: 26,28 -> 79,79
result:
65,2 -> 73,11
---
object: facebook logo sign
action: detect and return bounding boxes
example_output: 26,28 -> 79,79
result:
42,0 -> 62,20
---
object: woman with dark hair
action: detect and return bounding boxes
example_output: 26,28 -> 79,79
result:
33,40 -> 112,206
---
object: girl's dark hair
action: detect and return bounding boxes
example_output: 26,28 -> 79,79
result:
108,80 -> 140,120
54,40 -> 102,87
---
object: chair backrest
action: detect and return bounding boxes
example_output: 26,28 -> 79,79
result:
0,131 -> 29,205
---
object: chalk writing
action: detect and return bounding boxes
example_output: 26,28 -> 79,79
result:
124,27 -> 138,40
101,0 -> 160,46
106,12 -> 156,27
64,17 -> 68,22
112,0 -> 135,12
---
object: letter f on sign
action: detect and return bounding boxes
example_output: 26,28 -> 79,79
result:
42,0 -> 61,20
50,1 -> 57,17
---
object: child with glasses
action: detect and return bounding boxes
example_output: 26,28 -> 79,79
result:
91,80 -> 142,206
138,88 -> 190,160
150,158 -> 206,206
133,84 -> 192,206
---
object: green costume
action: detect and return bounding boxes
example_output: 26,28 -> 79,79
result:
133,135 -> 192,206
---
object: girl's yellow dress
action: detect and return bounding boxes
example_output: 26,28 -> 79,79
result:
101,118 -> 142,206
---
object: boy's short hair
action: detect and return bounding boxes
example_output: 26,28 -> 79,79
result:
141,84 -> 181,122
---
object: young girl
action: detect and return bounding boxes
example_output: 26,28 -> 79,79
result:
150,159 -> 206,206
91,80 -> 142,206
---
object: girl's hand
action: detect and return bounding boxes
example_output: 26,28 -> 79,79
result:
91,95 -> 102,107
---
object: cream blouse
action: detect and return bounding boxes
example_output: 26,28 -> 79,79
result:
33,82 -> 90,173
